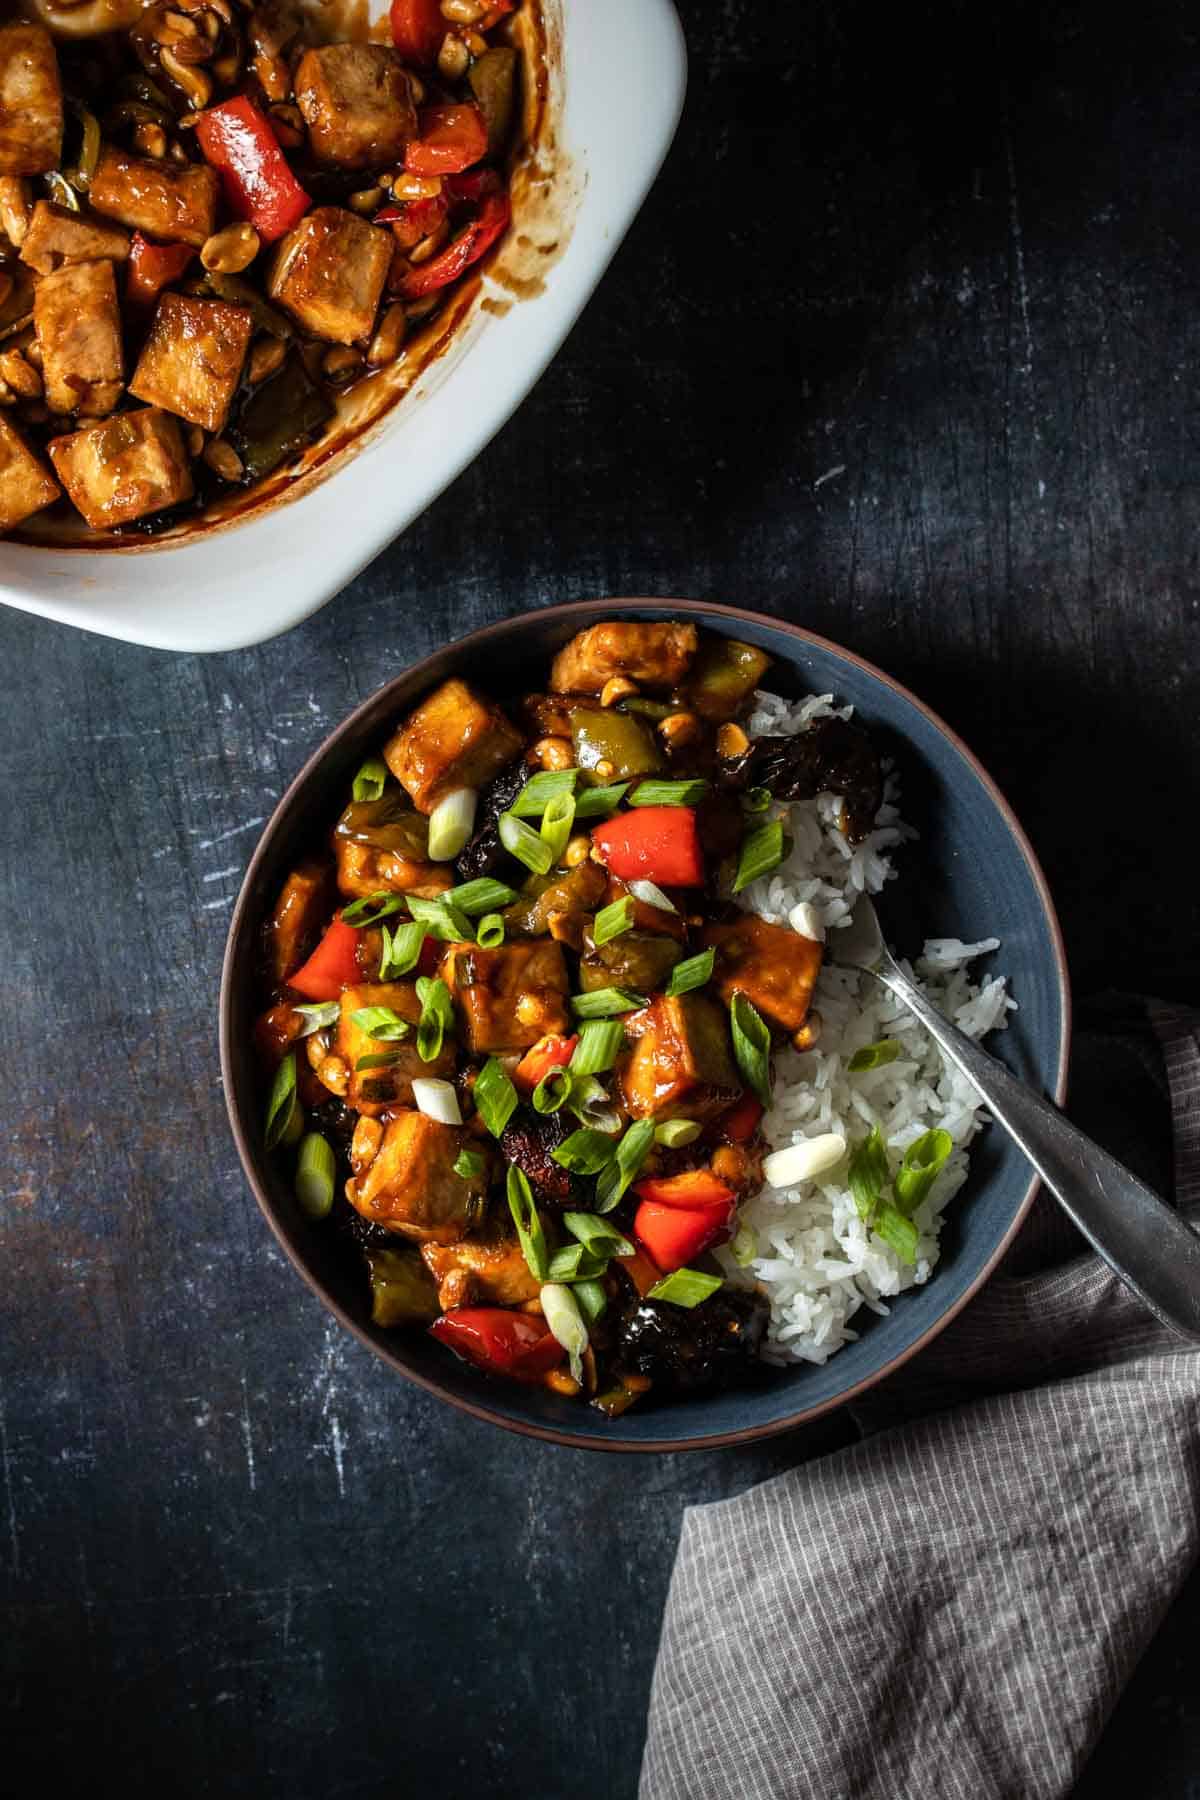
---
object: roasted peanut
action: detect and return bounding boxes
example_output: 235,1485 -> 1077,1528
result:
202,437 -> 244,482
200,221 -> 260,274
366,304 -> 407,368
246,335 -> 287,386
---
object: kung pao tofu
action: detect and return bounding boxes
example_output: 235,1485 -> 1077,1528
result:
254,623 -> 885,1416
0,1 -> 522,539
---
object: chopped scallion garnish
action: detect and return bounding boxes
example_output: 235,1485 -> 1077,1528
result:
355,1049 -> 403,1071
342,891 -> 407,927
453,1148 -> 485,1180
293,1001 -> 340,1036
893,1128 -> 953,1214
573,1278 -> 608,1324
532,1067 -> 573,1114
508,768 -> 579,818
592,896 -> 634,946
507,1166 -> 549,1280
732,819 -> 785,893
743,786 -> 772,814
571,986 -> 647,1019
378,919 -> 426,980
847,1124 -> 889,1222
626,778 -> 710,807
654,1118 -> 702,1148
573,782 -> 630,819
551,1127 -> 618,1175
873,1202 -> 919,1263
546,1244 -> 608,1283
295,1131 -> 335,1219
445,877 -> 518,915
569,1019 -> 625,1077
539,789 -> 576,863
730,1222 -> 758,1266
646,1267 -> 723,1307
474,1056 -> 518,1138
847,1038 -> 903,1073
595,1118 -> 655,1212
476,912 -> 505,949
539,1282 -> 588,1382
563,1212 -> 634,1258
498,810 -> 554,875
264,1052 -> 298,1150
351,757 -> 388,803
664,948 -> 716,998
427,786 -> 478,861
350,1005 -> 411,1041
406,893 -> 472,942
414,976 -> 454,1062
729,991 -> 773,1108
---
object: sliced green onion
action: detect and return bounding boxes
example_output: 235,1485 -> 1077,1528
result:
627,779 -> 710,807
498,810 -> 554,875
406,893 -> 472,942
474,1056 -> 518,1138
293,1000 -> 340,1037
664,948 -> 715,999
476,912 -> 505,949
43,170 -> 80,211
592,896 -> 634,946
552,1127 -> 618,1175
427,787 -> 477,861
566,1075 -> 623,1134
729,992 -> 773,1108
847,1038 -> 903,1073
352,757 -> 388,803
847,1124 -> 889,1223
378,919 -> 426,980
573,782 -> 630,820
647,1268 -> 723,1307
507,1165 -> 548,1280
569,1019 -> 625,1077
446,877 -> 518,915
539,789 -> 576,862
264,1053 -> 298,1150
509,767 -> 579,818
295,1131 -> 335,1219
743,786 -> 772,813
571,987 -> 647,1019
532,1067 -> 573,1114
342,891 -> 407,927
453,1148 -> 484,1179
415,976 -> 454,1062
546,1244 -> 608,1283
595,1118 -> 655,1212
654,1118 -> 702,1148
356,1050 -> 403,1071
627,878 -> 677,913
874,1201 -> 919,1263
351,1005 -> 411,1041
733,819 -> 785,893
893,1128 -> 954,1214
563,1212 -> 634,1257
411,1076 -> 462,1124
574,1279 -> 608,1324
730,1222 -> 758,1266
540,1282 -> 588,1382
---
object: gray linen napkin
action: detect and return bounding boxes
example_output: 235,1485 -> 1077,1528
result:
640,1001 -> 1200,1800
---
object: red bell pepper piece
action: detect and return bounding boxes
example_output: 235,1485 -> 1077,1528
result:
634,1169 -> 736,1210
396,188 -> 511,298
719,1093 -> 764,1143
445,168 -> 503,205
478,0 -> 516,28
126,233 -> 194,309
376,191 -> 449,250
404,103 -> 489,177
390,0 -> 445,65
430,1308 -> 565,1382
195,96 -> 311,243
590,807 -> 705,888
288,916 -> 361,1001
634,1198 -> 735,1273
514,1033 -> 579,1094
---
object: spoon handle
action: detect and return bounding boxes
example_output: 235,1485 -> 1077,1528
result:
876,966 -> 1200,1342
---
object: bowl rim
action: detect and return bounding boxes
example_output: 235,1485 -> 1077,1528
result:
219,597 -> 1072,1452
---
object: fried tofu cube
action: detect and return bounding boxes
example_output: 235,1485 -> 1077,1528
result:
265,861 -> 334,985
89,146 -> 218,249
349,1112 -> 484,1244
0,414 -> 59,532
440,939 -> 570,1053
34,259 -> 123,417
0,25 -> 62,177
335,837 -> 453,900
421,1231 -> 540,1311
268,206 -> 392,345
19,200 -> 129,276
618,993 -> 741,1122
294,44 -> 417,169
129,292 -> 253,433
384,678 -> 524,814
550,621 -> 698,695
49,407 -> 193,531
703,914 -> 823,1035
336,980 -> 455,1116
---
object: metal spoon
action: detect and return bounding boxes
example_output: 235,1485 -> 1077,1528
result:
830,899 -> 1200,1342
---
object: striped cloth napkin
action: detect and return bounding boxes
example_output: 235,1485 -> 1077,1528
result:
640,1000 -> 1200,1800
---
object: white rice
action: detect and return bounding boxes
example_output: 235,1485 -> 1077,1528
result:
715,690 -> 1015,1364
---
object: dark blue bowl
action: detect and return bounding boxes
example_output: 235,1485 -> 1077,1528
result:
220,599 -> 1069,1451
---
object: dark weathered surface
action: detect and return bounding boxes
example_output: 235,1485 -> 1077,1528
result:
2,0 -> 1198,1793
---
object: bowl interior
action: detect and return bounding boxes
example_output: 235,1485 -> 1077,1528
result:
221,600 -> 1068,1450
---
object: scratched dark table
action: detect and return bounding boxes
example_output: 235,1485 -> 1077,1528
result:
3,2 -> 1199,1795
